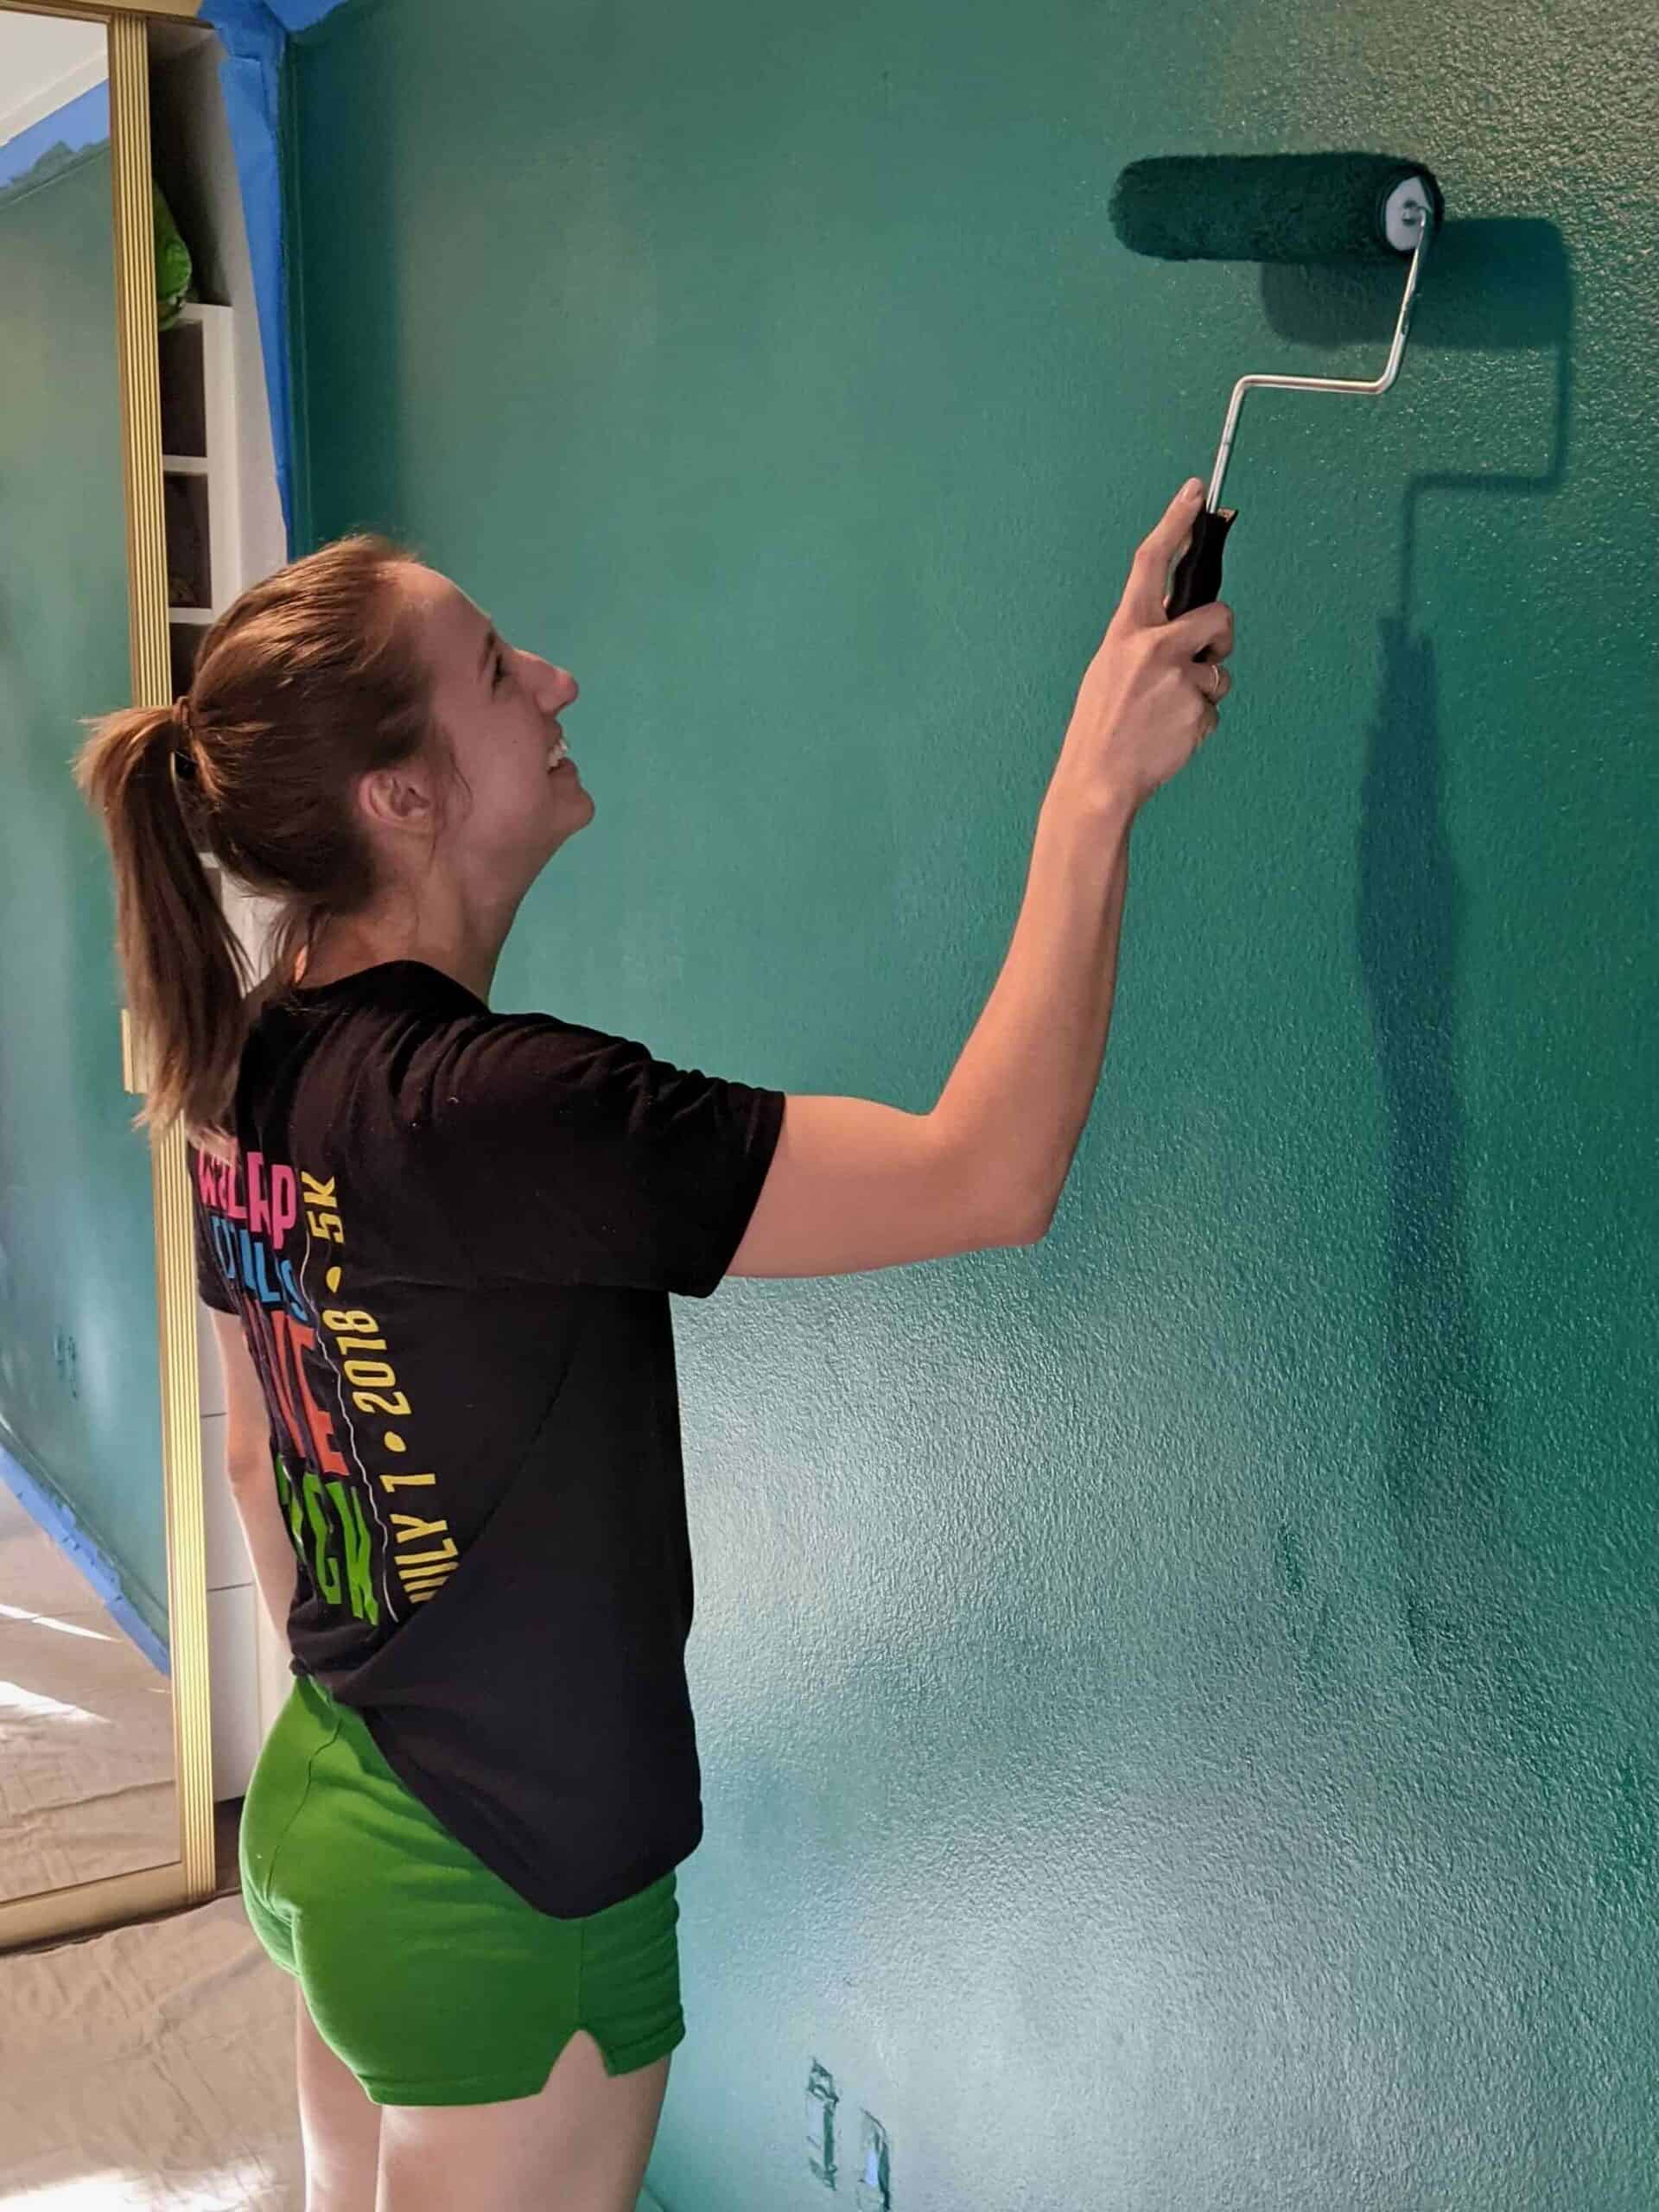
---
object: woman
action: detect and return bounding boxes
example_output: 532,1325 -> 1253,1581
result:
76,476 -> 1231,2212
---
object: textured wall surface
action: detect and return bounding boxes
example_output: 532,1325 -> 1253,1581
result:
0,144 -> 168,1640
288,2 -> 1658,2202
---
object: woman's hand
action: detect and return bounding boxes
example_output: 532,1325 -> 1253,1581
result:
1054,480 -> 1236,816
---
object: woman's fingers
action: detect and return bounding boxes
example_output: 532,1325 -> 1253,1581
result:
1122,480 -> 1207,626
1162,596 -> 1235,663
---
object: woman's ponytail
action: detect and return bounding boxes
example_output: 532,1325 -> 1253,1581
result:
74,702 -> 251,1144
74,531 -> 439,1149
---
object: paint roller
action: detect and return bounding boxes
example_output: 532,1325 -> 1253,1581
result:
1107,153 -> 1445,632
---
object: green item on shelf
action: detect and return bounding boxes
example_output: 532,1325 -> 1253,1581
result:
155,181 -> 193,328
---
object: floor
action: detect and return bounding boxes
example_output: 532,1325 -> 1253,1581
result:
6,1790 -> 247,1961
0,1473 -> 179,1903
3,1839 -> 314,2205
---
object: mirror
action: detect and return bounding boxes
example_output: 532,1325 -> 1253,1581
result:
0,7 -> 199,1923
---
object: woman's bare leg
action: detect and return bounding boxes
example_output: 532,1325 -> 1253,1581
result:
296,1986 -> 384,2211
374,2028 -> 671,2212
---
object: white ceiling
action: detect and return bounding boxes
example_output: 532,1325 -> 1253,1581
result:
0,13 -> 107,152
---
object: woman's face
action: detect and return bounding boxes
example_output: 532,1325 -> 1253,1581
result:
392,563 -> 591,897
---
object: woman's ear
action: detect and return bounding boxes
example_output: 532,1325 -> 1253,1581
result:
357,762 -> 437,838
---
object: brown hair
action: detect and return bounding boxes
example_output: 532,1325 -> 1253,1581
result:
75,531 -> 443,1145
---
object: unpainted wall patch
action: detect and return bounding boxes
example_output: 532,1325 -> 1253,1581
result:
806,2058 -> 838,2188
855,2108 -> 893,2209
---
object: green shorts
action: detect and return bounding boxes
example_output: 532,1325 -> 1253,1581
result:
238,1670 -> 685,2107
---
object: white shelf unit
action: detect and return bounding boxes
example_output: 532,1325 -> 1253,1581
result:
156,296 -> 294,1800
160,300 -> 240,695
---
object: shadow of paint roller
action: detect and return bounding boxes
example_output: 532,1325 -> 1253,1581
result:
1107,152 -> 1450,653
1341,219 -> 1571,1681
1259,217 -> 1572,615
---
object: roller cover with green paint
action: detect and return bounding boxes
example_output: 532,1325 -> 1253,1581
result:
1108,152 -> 1444,264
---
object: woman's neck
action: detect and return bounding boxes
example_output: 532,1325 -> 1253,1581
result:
300,891 -> 518,1004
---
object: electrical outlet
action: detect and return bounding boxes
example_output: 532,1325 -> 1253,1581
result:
855,2111 -> 892,2210
806,2060 -> 839,2188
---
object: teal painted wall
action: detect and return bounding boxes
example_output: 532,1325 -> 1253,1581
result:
287,3 -> 1658,2202
0,145 -> 169,1647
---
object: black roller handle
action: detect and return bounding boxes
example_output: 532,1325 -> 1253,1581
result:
1166,503 -> 1236,658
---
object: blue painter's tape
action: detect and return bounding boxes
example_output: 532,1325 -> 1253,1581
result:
0,1441 -> 170,1677
198,0 -> 296,552
194,0 -> 353,556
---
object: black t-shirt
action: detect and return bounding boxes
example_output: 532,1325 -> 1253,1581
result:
192,959 -> 785,1917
